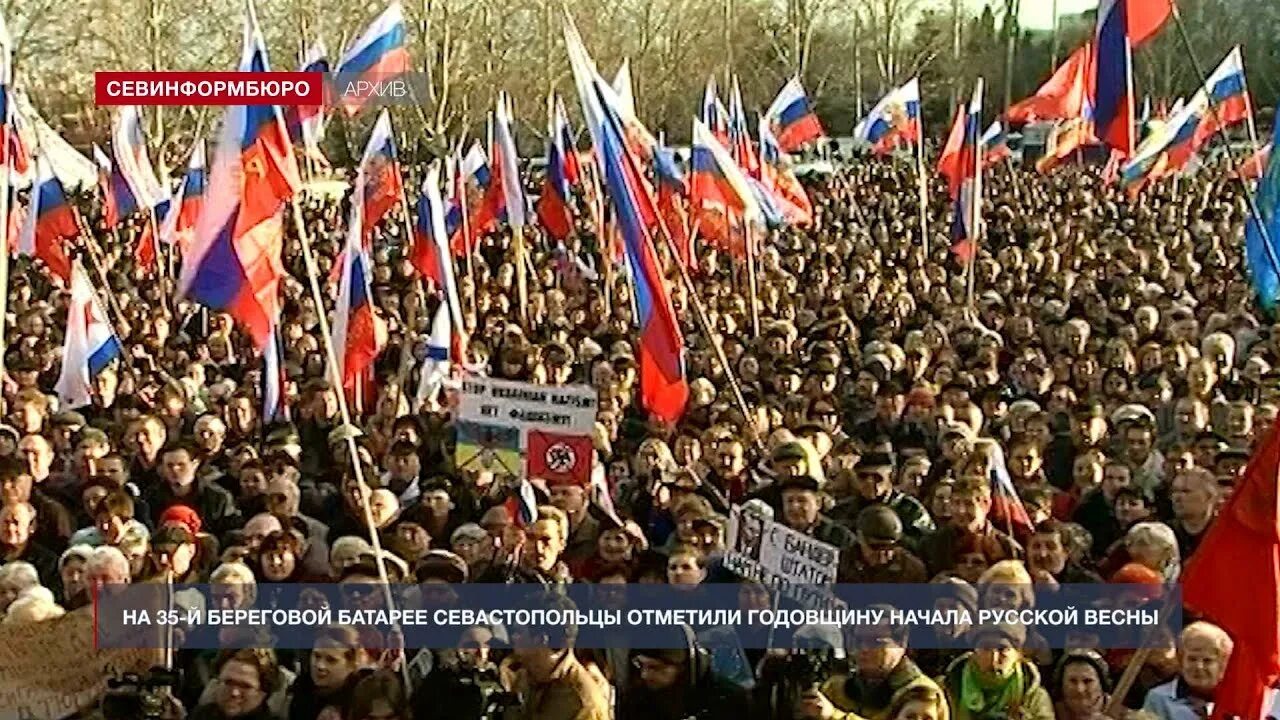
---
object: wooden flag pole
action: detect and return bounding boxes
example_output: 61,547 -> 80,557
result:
965,79 -> 985,311
290,195 -> 411,688
394,162 -> 428,402
744,220 -> 760,337
607,135 -> 760,448
915,135 -> 930,258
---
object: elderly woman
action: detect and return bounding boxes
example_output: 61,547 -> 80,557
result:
1102,521 -> 1181,581
1051,651 -> 1111,720
940,623 -> 1053,720
58,544 -> 94,609
1143,622 -> 1280,720
0,561 -> 41,614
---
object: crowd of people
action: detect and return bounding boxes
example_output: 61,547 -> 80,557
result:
0,142 -> 1273,720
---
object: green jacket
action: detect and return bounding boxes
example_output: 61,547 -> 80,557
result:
819,657 -> 942,720
939,654 -> 1054,720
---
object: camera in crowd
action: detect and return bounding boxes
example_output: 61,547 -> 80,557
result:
456,668 -> 521,720
101,667 -> 182,720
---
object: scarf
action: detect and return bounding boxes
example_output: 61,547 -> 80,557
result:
960,661 -> 1025,718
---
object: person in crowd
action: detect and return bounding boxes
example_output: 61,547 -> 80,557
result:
621,625 -> 751,720
190,648 -> 281,720
1143,622 -> 1280,720
1051,651 -> 1111,720
939,624 -> 1053,720
839,504 -> 927,583
507,593 -> 611,720
806,615 -> 939,720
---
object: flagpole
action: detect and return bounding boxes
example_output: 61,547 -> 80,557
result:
744,221 -> 760,337
965,79 -> 984,311
603,129 -> 760,451
1167,2 -> 1279,277
394,161 -> 428,402
291,195 -> 410,687
915,137 -> 930,258
0,123 -> 10,394
1236,49 -> 1262,155
266,0 -> 406,677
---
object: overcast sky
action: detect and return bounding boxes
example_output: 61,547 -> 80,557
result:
1017,0 -> 1099,30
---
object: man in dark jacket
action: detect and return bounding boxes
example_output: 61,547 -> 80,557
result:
829,453 -> 933,548
838,505 -> 927,584
779,473 -> 856,552
621,631 -> 752,720
145,442 -> 242,539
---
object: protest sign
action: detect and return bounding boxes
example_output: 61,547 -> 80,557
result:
0,608 -> 161,720
456,377 -> 598,484
725,505 -> 841,609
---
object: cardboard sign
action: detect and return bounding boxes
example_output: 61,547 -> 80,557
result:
0,608 -> 161,720
725,505 -> 841,609
456,378 -> 597,484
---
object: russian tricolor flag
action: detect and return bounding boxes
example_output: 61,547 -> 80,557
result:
54,261 -> 122,409
92,144 -> 137,229
937,103 -> 967,198
262,321 -> 289,424
1093,0 -> 1172,156
332,201 -> 387,406
758,118 -> 813,227
727,77 -> 759,178
492,92 -> 527,230
337,3 -> 410,116
449,141 -> 494,255
980,121 -> 1012,169
765,77 -> 825,152
159,139 -> 206,254
285,40 -> 329,146
1162,46 -> 1252,170
0,20 -> 29,177
19,153 -> 75,283
566,18 -> 688,424
654,144 -> 693,269
949,80 -> 984,263
702,77 -> 730,148
412,161 -> 465,334
536,95 -> 579,242
691,118 -> 762,226
989,444 -> 1035,540
854,78 -> 921,154
357,109 -> 404,243
111,105 -> 169,212
180,3 -> 301,351
1121,47 -> 1252,190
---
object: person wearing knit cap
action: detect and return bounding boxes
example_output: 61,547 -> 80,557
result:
159,504 -> 203,537
939,622 -> 1054,720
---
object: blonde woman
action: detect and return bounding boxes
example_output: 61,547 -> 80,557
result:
976,561 -> 1051,666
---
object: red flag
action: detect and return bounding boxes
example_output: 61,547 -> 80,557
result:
527,430 -> 594,487
1006,43 -> 1094,124
937,105 -> 967,199
135,223 -> 156,273
1183,419 -> 1280,720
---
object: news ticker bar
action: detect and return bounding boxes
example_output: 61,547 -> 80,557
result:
93,71 -> 428,107
94,582 -> 1183,650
